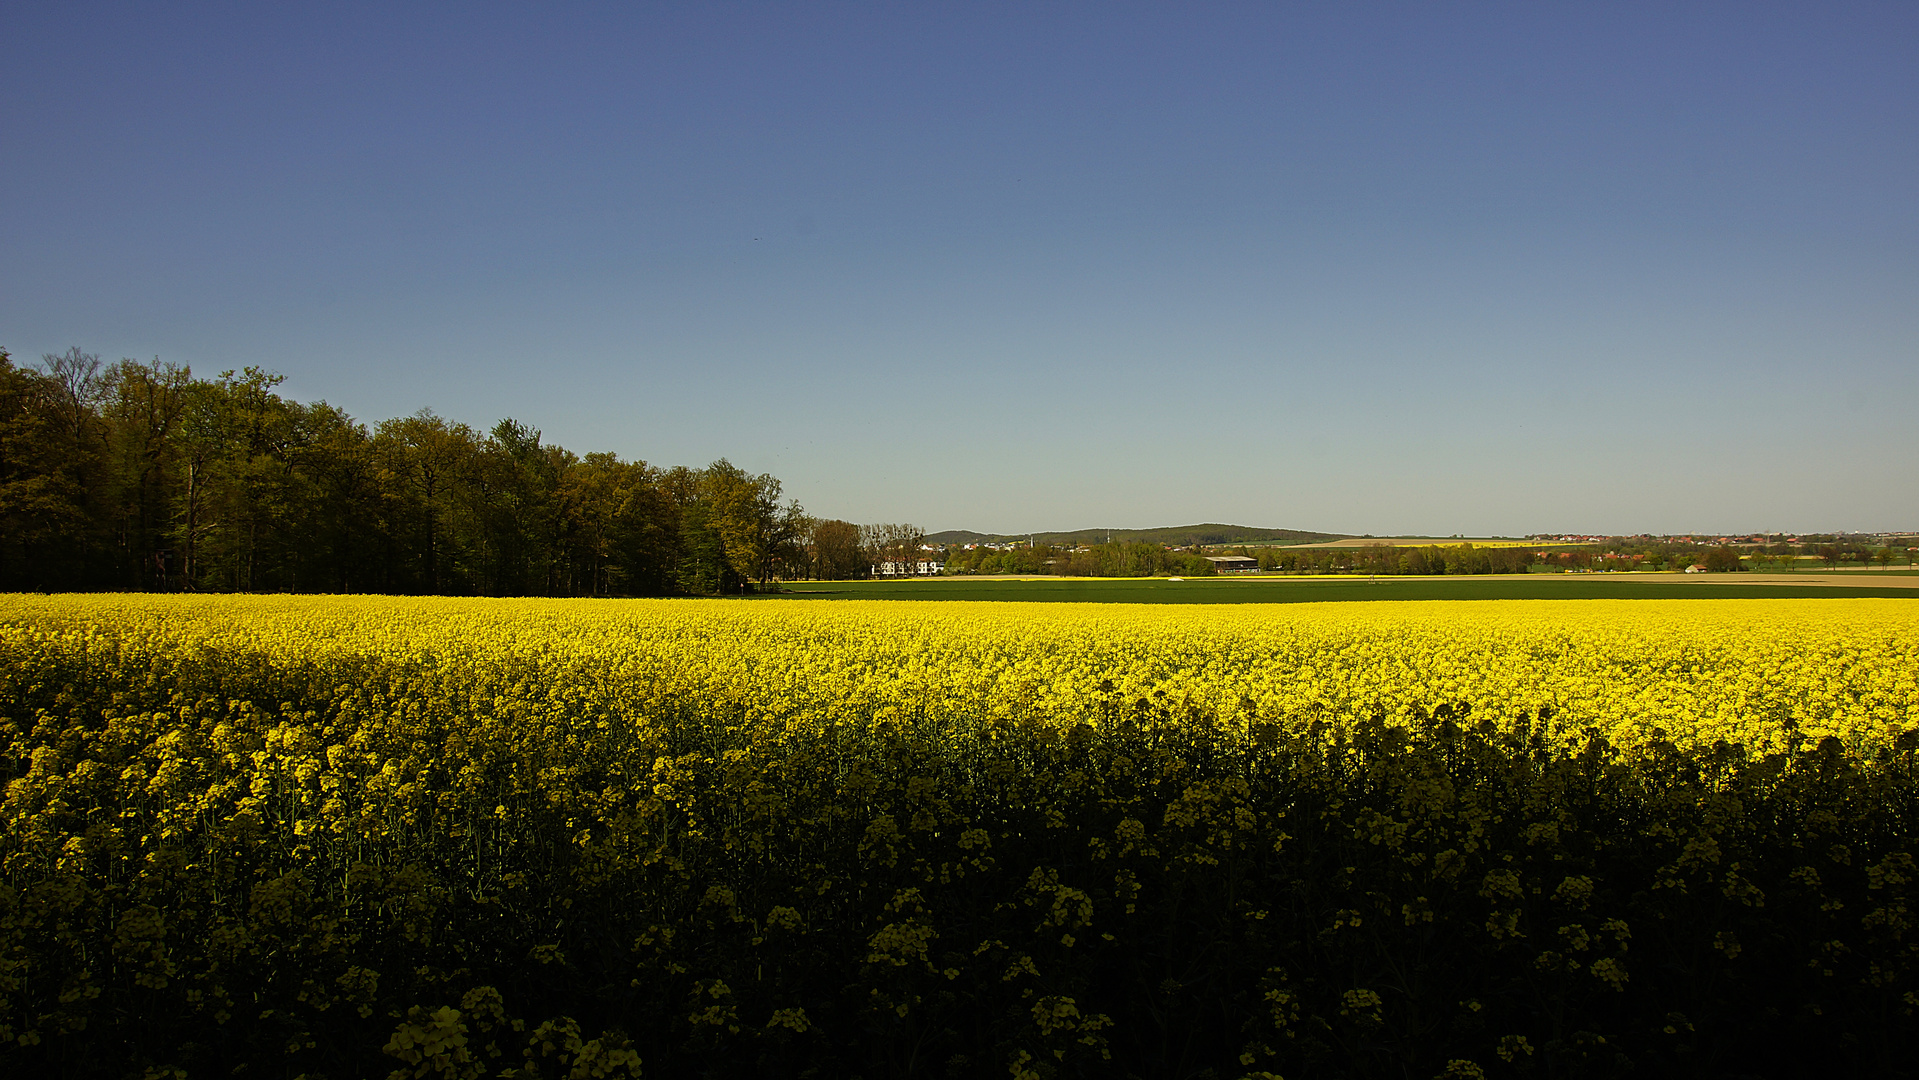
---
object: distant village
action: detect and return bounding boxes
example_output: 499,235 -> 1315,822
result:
872,530 -> 1918,578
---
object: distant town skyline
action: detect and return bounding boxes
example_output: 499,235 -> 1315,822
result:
4,3 -> 1914,536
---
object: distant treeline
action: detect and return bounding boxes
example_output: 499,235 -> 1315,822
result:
939,541 -> 1536,577
943,541 -> 1226,578
1252,543 -> 1536,575
927,523 -> 1346,547
1536,539 -> 1911,573
1606,538 -> 1910,571
0,348 -> 821,595
939,537 -> 1917,580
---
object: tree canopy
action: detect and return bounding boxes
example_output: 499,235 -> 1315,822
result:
0,349 -> 808,596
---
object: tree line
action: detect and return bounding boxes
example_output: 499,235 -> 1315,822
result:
0,348 -> 859,595
940,541 -> 1539,577
1246,543 -> 1536,575
942,540 -> 1226,577
1564,538 -> 1914,573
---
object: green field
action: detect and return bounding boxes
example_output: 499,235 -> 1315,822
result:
775,574 -> 1919,603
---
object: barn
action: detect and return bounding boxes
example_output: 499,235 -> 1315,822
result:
1204,555 -> 1259,573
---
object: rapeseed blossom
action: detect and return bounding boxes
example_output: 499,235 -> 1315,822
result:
6,594 -> 1913,755
1,594 -> 1913,1078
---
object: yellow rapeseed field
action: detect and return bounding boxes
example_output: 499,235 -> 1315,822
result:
8,593 -> 1915,754
3,594 -> 1915,1078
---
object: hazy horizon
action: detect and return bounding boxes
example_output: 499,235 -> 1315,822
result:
922,524 -> 1911,541
5,4 -> 1914,536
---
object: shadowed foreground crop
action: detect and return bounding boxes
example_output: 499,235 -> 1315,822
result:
1,597 -> 1915,1078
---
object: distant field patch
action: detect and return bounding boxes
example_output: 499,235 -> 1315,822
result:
776,574 -> 1919,603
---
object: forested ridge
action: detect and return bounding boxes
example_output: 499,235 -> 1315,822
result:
0,348 -> 812,595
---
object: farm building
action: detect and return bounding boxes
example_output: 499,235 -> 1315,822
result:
1204,555 -> 1259,573
873,560 -> 944,577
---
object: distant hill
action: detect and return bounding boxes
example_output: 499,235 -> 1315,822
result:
924,524 -> 1350,547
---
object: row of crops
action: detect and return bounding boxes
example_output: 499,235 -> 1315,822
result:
2,595 -> 1917,1078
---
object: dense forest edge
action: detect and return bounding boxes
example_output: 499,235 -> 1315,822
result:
0,348 -> 817,595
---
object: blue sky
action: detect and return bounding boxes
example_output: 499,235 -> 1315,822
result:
3,3 -> 1914,535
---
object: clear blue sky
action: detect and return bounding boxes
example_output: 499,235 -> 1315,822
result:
4,3 -> 1913,536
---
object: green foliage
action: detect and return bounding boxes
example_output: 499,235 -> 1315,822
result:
0,351 -> 808,596
1267,544 -> 1537,576
1702,546 -> 1746,573
0,349 -> 97,589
